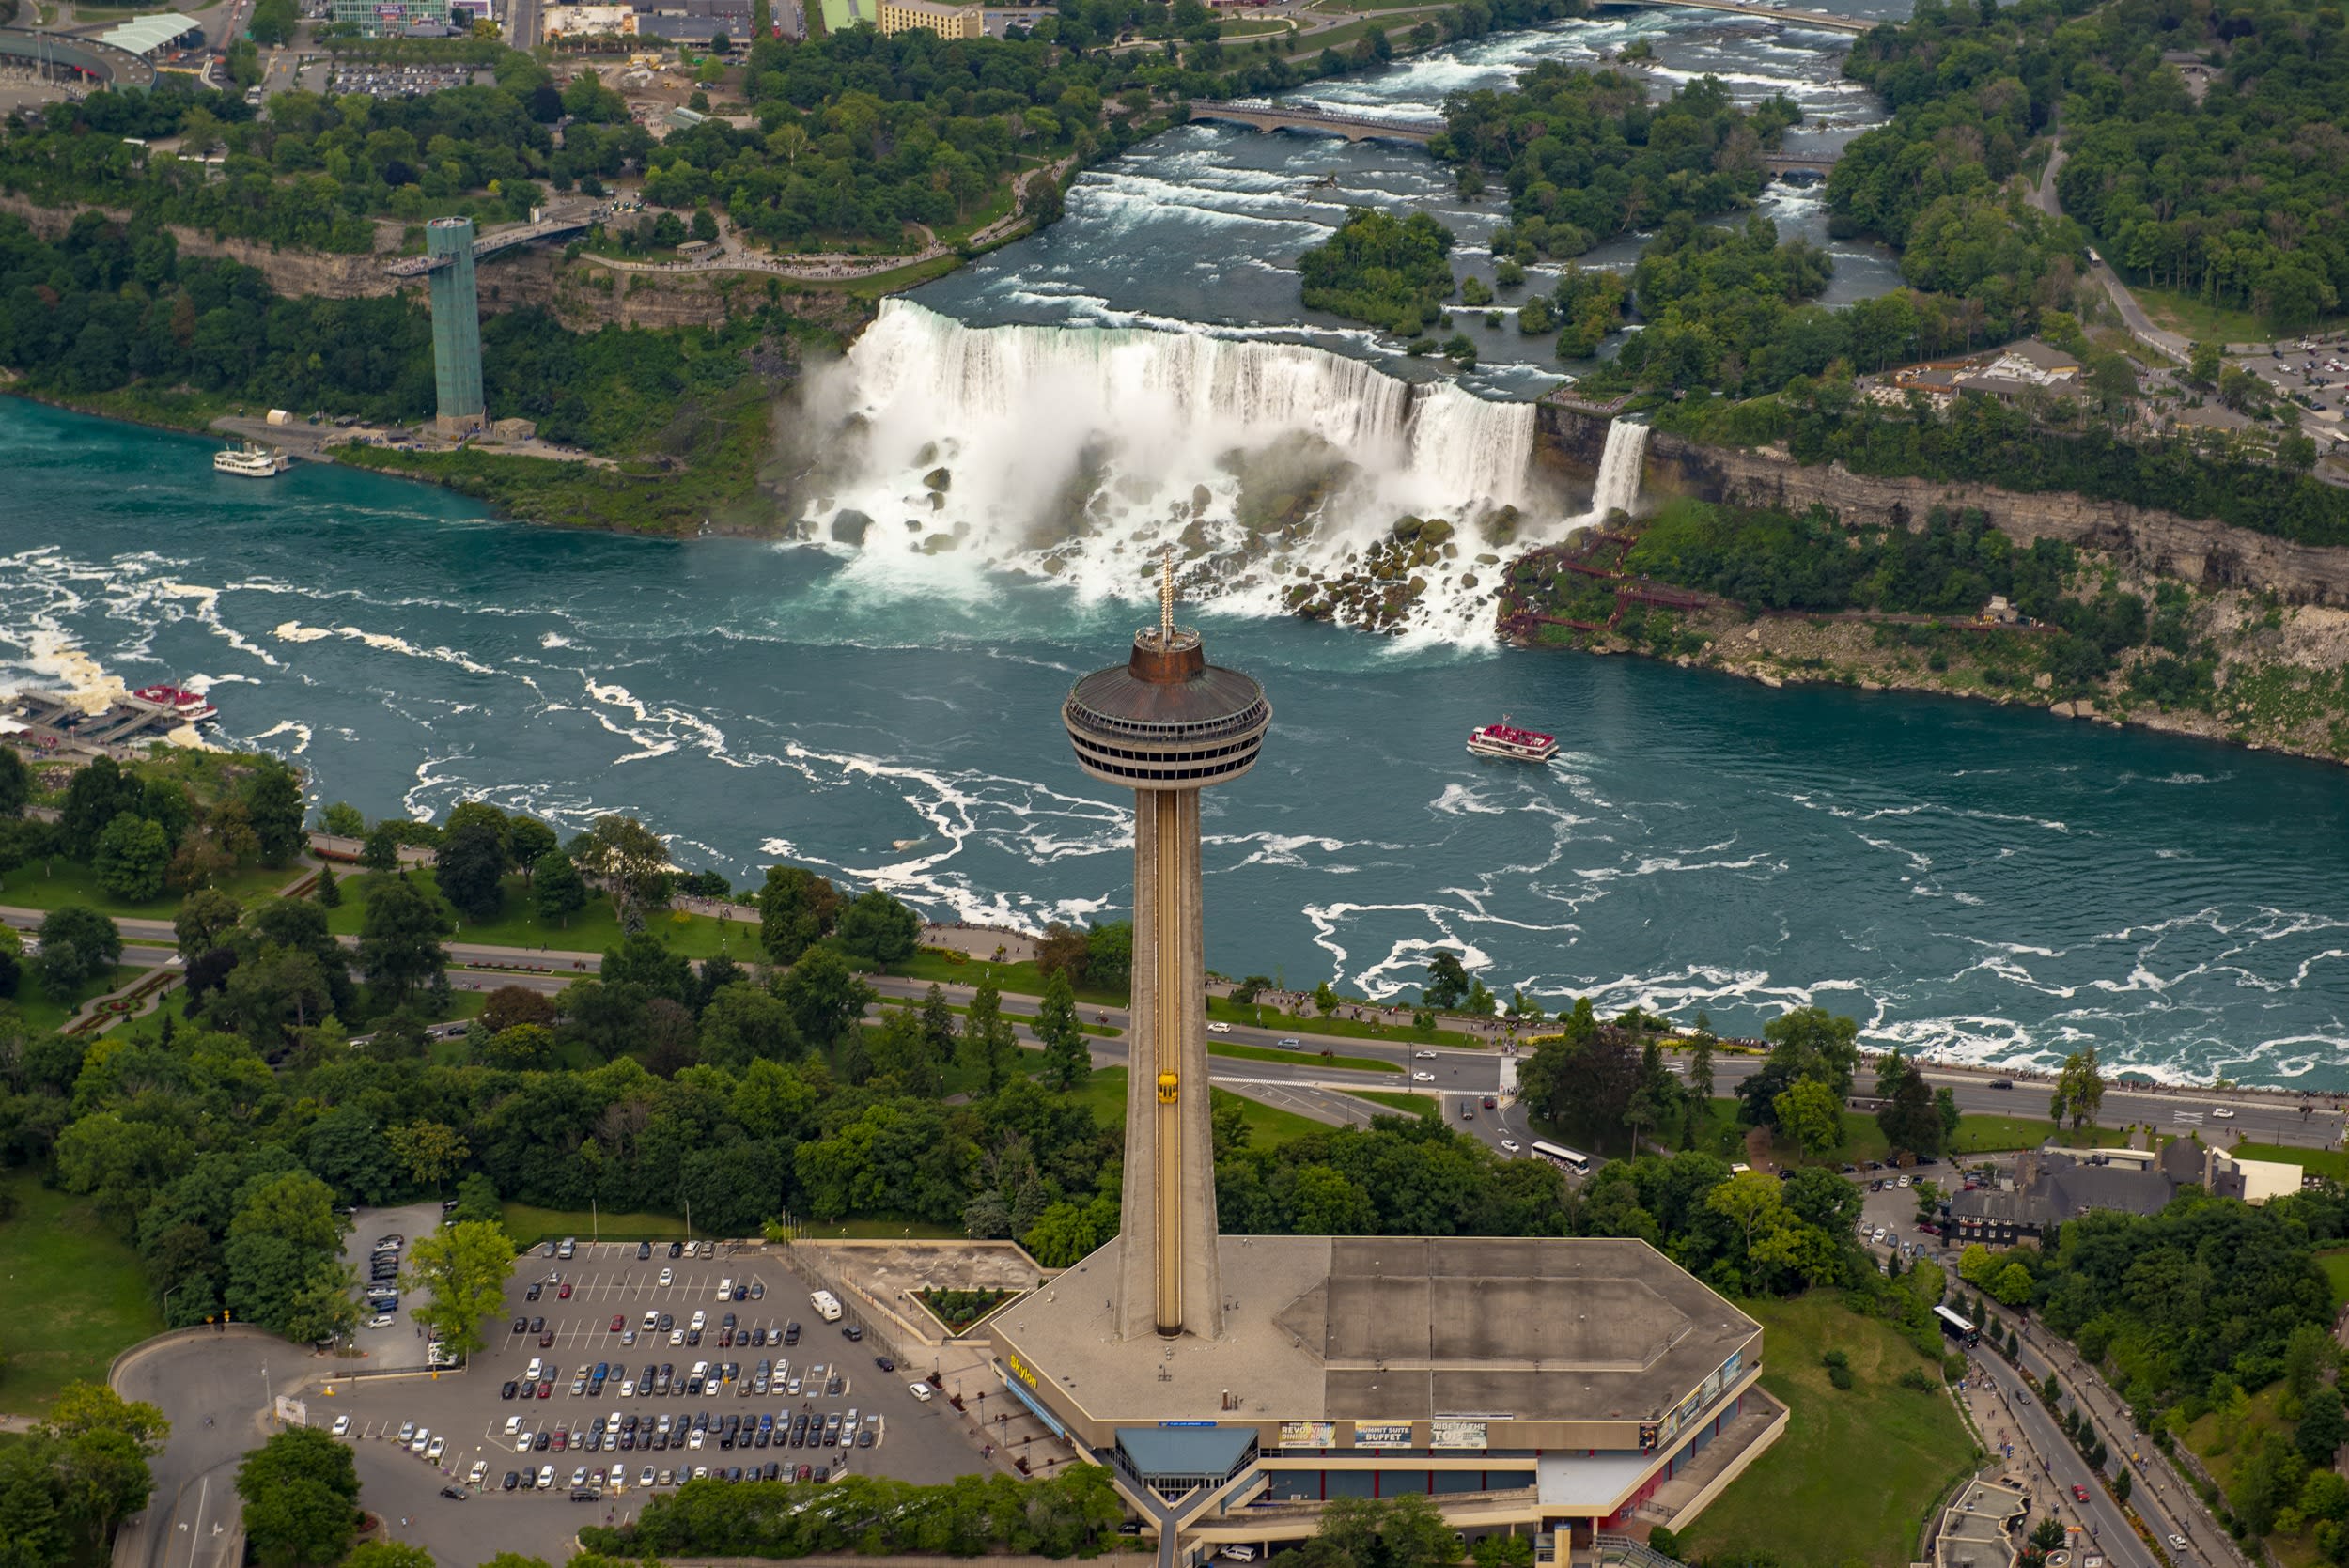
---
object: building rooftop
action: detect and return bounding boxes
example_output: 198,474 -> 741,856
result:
94,12 -> 203,54
995,1234 -> 1761,1435
1934,1477 -> 2025,1568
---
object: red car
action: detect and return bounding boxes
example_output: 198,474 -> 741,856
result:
558,1282 -> 573,1299
611,1314 -> 626,1332
2072,1484 -> 2090,1502
539,1330 -> 555,1347
536,1380 -> 552,1399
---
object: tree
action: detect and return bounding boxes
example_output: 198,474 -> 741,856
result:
35,1382 -> 168,1552
236,1426 -> 358,1568
1773,1076 -> 1846,1155
319,802 -> 365,838
507,817 -> 558,883
778,944 -> 873,1047
1688,1015 -> 1716,1100
2051,1046 -> 2105,1131
1706,1171 -> 1787,1253
697,982 -> 801,1067
1423,951 -> 1470,1010
756,864 -> 840,963
1989,1261 -> 2035,1308
346,1545 -> 438,1568
1083,922 -> 1132,992
383,1120 -> 469,1190
568,815 -> 669,930
401,1219 -> 513,1361
960,976 -> 1018,1094
2298,1383 -> 2349,1467
93,813 -> 168,903
357,875 -> 452,1007
2188,340 -> 2221,389
834,888 -> 920,966
1036,970 -> 1090,1091
359,823 -> 400,873
0,746 -> 29,818
1763,1006 -> 1861,1094
531,850 -> 586,925
1876,1055 -> 1945,1157
434,819 -> 507,922
1035,923 -> 1089,983
33,906 -> 122,999
57,757 -> 143,859
173,887 -> 244,955
244,762 -> 306,865
313,864 -> 340,909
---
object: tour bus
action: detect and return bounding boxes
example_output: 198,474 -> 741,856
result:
1933,1304 -> 1981,1348
810,1290 -> 844,1323
1529,1141 -> 1592,1175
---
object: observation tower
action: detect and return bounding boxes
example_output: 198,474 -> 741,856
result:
1063,563 -> 1270,1341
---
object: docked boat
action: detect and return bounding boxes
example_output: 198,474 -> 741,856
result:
214,441 -> 290,477
127,684 -> 219,724
1467,717 -> 1558,762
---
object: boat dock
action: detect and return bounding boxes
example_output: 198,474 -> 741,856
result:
5,690 -> 190,750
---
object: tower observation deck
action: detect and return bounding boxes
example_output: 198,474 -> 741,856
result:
1064,565 -> 1269,1340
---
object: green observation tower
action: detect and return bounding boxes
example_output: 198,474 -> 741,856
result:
426,216 -> 486,436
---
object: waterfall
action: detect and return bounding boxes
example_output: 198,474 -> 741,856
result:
1581,420 -> 1650,525
794,300 -> 1549,643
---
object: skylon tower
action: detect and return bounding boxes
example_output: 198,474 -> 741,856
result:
1063,562 -> 1269,1341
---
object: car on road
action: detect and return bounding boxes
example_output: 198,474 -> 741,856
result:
844,1325 -> 864,1342
874,1355 -> 895,1372
2169,1536 -> 2188,1550
1481,1094 -> 1496,1109
659,1268 -> 673,1287
2072,1484 -> 2090,1502
1411,1072 -> 1434,1082
2212,1106 -> 2236,1118
1206,1021 -> 1232,1033
1414,1049 -> 1437,1059
1500,1139 -> 1520,1153
439,1484 -> 468,1501
366,1313 -> 394,1329
332,1414 -> 351,1436
909,1382 -> 933,1402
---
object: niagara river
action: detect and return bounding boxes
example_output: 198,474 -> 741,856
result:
6,400 -> 2349,1091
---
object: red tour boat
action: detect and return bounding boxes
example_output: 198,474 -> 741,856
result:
128,685 -> 220,724
1466,716 -> 1558,762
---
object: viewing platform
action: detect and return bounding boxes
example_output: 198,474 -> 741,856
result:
383,206 -> 597,277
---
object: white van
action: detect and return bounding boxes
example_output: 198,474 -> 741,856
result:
811,1290 -> 843,1323
715,1277 -> 734,1300
1222,1548 -> 1259,1563
524,1358 -> 544,1382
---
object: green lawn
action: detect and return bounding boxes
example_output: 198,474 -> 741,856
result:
1349,1089 -> 1439,1117
325,868 -> 758,958
890,950 -> 1128,1009
877,995 -> 1120,1038
1951,1115 -> 2128,1156
12,963 -> 145,1036
1206,994 -> 1445,1046
1068,1067 -> 1330,1149
2232,1141 -> 2349,1181
0,1173 -> 163,1414
500,1202 -> 696,1248
1674,1293 -> 1978,1568
2134,287 -> 2348,348
2317,1248 -> 2349,1312
1209,1038 -> 1399,1074
0,859 -> 291,922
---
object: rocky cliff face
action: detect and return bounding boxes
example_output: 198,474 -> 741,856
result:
1532,400 -> 1613,479
1641,431 -> 2349,605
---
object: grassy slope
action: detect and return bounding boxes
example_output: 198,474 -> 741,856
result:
2318,1247 -> 2349,1311
2233,1141 -> 2349,1182
0,860 -> 290,921
11,963 -> 143,1035
1676,1293 -> 1977,1568
1206,993 -> 1445,1045
325,868 -> 757,958
0,1173 -> 163,1414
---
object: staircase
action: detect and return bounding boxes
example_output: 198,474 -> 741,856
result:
1595,1534 -> 1690,1568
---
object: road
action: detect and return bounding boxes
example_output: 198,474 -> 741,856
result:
111,1330 -> 323,1568
507,0 -> 541,49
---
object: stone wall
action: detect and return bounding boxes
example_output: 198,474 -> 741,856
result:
1640,430 -> 2349,605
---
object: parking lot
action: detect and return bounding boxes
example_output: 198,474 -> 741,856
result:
322,65 -> 485,99
317,1239 -> 977,1560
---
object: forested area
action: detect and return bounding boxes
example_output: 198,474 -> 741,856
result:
1298,209 -> 1457,334
1438,68 -> 1793,256
1839,0 -> 2349,334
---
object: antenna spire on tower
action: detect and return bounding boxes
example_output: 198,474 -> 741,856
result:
1159,556 -> 1175,646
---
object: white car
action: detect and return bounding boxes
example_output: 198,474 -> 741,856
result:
688,1428 -> 706,1450
1500,1139 -> 1521,1154
1206,1021 -> 1232,1033
639,1465 -> 657,1488
1414,1049 -> 1438,1059
620,1379 -> 635,1398
2169,1536 -> 2189,1551
669,1329 -> 684,1346
467,1460 -> 488,1487
366,1313 -> 395,1329
690,1311 -> 707,1332
2212,1106 -> 2236,1119
1411,1072 -> 1435,1083
570,1466 -> 588,1488
425,1436 -> 446,1463
397,1420 -> 416,1444
908,1382 -> 933,1403
537,1465 -> 555,1490
410,1427 -> 430,1455
332,1414 -> 351,1437
1896,1174 -> 1911,1188
1871,1227 -> 1887,1243
659,1268 -> 674,1288
505,1414 -> 524,1436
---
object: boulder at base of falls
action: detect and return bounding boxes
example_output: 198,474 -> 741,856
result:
924,466 -> 953,493
830,510 -> 875,546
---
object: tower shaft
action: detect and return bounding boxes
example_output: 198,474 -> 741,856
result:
1118,787 -> 1221,1341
